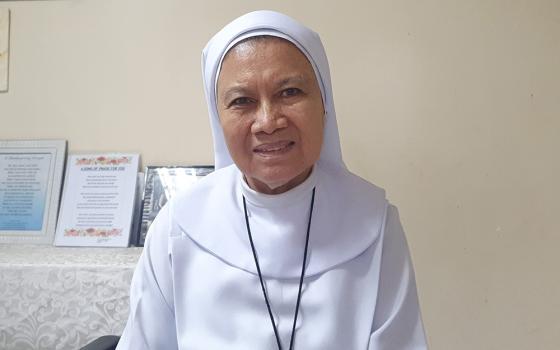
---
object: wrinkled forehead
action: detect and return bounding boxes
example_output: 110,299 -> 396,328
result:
220,35 -> 304,67
214,32 -> 326,105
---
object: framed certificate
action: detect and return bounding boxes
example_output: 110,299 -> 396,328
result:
136,165 -> 213,246
0,140 -> 67,244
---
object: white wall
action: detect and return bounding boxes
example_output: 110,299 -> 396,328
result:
1,1 -> 559,349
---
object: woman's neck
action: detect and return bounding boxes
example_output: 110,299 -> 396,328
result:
245,167 -> 313,195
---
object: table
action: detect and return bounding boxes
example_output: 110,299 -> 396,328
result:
0,245 -> 142,350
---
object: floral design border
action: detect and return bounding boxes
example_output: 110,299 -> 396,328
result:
64,228 -> 123,237
75,156 -> 132,166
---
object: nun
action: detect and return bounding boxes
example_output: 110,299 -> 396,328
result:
117,10 -> 428,350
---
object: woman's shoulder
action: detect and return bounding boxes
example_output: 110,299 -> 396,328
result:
315,162 -> 387,208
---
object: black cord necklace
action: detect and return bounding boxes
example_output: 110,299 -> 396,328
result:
242,187 -> 316,350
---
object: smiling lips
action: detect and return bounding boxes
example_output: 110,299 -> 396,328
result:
253,141 -> 295,156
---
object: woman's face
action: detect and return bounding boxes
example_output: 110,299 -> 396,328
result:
216,37 -> 324,194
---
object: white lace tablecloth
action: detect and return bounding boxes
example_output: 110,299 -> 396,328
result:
0,245 -> 142,350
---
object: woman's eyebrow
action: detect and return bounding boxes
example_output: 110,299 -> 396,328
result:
220,75 -> 308,102
277,75 -> 307,88
221,85 -> 249,103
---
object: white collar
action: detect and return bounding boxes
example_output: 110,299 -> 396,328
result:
171,163 -> 388,279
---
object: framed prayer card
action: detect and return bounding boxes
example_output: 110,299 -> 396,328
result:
0,140 -> 67,244
136,165 -> 214,246
54,154 -> 140,247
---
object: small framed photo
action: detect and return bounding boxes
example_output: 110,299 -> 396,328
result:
136,165 -> 213,246
0,140 -> 67,244
0,8 -> 10,92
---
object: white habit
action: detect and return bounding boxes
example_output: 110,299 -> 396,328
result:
117,10 -> 427,350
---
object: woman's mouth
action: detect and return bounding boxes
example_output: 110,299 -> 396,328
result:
253,141 -> 295,156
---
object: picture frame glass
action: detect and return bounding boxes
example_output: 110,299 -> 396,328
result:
0,140 -> 67,244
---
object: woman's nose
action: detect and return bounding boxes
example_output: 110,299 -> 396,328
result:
251,102 -> 287,134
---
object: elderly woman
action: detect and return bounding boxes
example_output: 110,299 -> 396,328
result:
117,10 -> 427,350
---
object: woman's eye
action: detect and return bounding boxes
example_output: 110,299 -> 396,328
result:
230,97 -> 252,107
282,88 -> 301,97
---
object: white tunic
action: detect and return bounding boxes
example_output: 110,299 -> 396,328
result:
116,164 -> 427,349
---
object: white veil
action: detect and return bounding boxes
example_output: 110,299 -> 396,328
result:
202,10 -> 345,171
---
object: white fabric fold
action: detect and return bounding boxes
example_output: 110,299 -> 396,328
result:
117,200 -> 428,349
